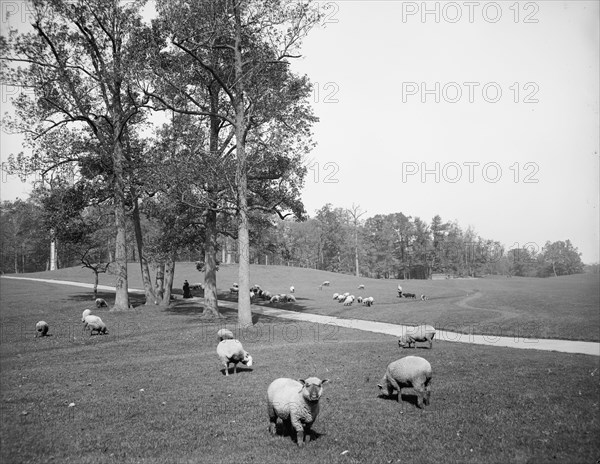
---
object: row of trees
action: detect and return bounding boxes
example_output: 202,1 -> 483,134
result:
1,0 -> 322,325
1,196 -> 587,280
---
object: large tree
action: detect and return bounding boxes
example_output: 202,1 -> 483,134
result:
1,0 -> 149,310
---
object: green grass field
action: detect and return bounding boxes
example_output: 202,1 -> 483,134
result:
1,267 -> 599,463
15,263 -> 600,342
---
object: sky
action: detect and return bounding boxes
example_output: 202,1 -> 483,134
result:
1,1 -> 599,263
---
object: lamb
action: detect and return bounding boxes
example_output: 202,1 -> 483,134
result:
35,321 -> 49,337
83,315 -> 108,335
332,292 -> 339,300
363,296 -> 374,307
290,286 -> 295,293
216,339 -> 253,376
95,298 -> 108,308
398,324 -> 436,349
267,377 -> 329,447
378,356 -> 432,408
217,328 -> 235,341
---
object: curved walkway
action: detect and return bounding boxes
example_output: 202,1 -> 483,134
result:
2,276 -> 599,357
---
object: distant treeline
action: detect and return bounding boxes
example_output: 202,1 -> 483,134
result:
1,199 -> 588,279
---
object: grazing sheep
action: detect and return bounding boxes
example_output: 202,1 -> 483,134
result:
83,315 -> 108,335
332,292 -> 339,300
398,325 -> 436,349
290,286 -> 295,293
216,339 -> 252,376
421,294 -> 428,301
270,295 -> 281,303
363,297 -> 374,307
267,377 -> 329,447
378,356 -> 432,408
284,294 -> 297,303
357,296 -> 363,304
81,309 -> 92,322
343,295 -> 354,306
403,292 -> 416,299
322,281 -> 330,287
357,284 -> 365,289
337,294 -> 346,303
95,298 -> 108,308
35,321 -> 49,337
230,286 -> 239,294
262,291 -> 272,300
250,291 -> 256,301
217,328 -> 235,341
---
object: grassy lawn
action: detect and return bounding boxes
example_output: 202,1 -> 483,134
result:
1,278 -> 599,463
14,263 -> 600,342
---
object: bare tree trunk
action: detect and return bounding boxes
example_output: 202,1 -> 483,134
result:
154,263 -> 165,303
132,196 -> 157,305
160,257 -> 175,307
202,207 -> 221,318
111,137 -> 130,311
234,4 -> 252,328
93,270 -> 99,299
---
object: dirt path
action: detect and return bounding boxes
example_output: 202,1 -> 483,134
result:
3,276 -> 599,357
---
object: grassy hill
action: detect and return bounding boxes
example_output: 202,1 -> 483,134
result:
12,263 -> 600,342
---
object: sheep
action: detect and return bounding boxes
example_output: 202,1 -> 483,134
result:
363,297 -> 374,307
267,377 -> 329,447
83,315 -> 108,335
284,294 -> 297,303
421,294 -> 428,301
230,286 -> 239,294
262,291 -> 272,300
216,339 -> 252,376
95,298 -> 108,308
250,291 -> 256,301
290,286 -> 295,293
357,284 -> 365,289
322,281 -> 330,287
217,328 -> 235,341
378,356 -> 432,408
332,292 -> 339,300
270,295 -> 281,303
81,309 -> 92,322
343,295 -> 354,306
357,296 -> 363,304
35,321 -> 49,337
398,324 -> 436,349
337,294 -> 346,303
403,292 -> 416,299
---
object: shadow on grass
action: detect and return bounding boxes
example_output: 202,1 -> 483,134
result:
270,419 -> 326,445
378,392 -> 422,408
220,366 -> 254,376
68,292 -> 147,308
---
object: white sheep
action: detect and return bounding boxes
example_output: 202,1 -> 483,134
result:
217,328 -> 235,341
267,377 -> 329,447
95,298 -> 108,308
322,281 -> 330,287
270,295 -> 281,303
216,339 -> 253,376
332,292 -> 339,300
398,325 -> 436,349
83,315 -> 108,335
81,309 -> 92,322
35,321 -> 49,337
343,295 -> 354,306
421,294 -> 428,301
357,284 -> 365,289
357,296 -> 363,304
337,294 -> 346,303
363,296 -> 374,307
290,286 -> 295,293
378,356 -> 432,408
285,294 -> 297,303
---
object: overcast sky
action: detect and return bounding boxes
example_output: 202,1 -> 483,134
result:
1,1 -> 598,263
